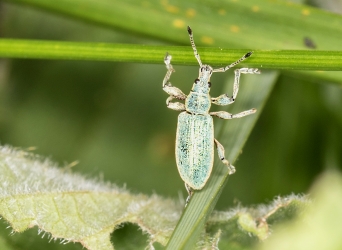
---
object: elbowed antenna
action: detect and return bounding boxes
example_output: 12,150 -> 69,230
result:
212,51 -> 254,73
187,26 -> 255,74
187,26 -> 203,67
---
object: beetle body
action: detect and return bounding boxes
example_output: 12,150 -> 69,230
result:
162,26 -> 260,204
175,65 -> 215,190
176,112 -> 214,190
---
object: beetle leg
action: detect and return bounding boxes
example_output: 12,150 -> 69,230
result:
214,139 -> 236,175
163,53 -> 175,87
211,94 -> 234,106
210,109 -> 256,119
163,53 -> 187,103
166,96 -> 186,111
185,183 -> 193,207
163,85 -> 187,100
231,68 -> 260,100
211,67 -> 260,106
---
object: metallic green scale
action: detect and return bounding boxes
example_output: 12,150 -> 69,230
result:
162,26 -> 260,204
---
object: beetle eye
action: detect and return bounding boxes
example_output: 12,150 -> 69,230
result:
208,82 -> 211,87
194,79 -> 200,84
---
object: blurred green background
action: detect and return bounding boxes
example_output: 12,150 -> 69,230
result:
0,0 -> 342,248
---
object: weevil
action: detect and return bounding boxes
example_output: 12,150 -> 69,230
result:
162,26 -> 260,204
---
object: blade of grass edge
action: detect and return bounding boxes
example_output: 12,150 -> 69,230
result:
1,39 -> 342,83
165,71 -> 279,249
3,0 -> 342,51
3,0 -> 342,83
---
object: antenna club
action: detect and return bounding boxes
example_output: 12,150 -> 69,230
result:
245,51 -> 253,58
187,26 -> 192,35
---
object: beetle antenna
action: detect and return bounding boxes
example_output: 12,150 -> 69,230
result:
212,51 -> 253,73
187,26 -> 203,67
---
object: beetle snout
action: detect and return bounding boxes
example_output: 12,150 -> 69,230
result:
200,65 -> 213,73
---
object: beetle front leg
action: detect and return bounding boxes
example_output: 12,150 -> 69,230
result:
163,53 -> 187,102
163,53 -> 175,88
166,96 -> 186,111
211,68 -> 260,106
163,53 -> 186,111
210,108 -> 256,119
214,139 -> 236,175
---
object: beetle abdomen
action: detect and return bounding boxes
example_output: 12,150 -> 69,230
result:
176,112 -> 214,190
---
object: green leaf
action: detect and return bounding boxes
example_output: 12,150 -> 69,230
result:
258,170 -> 342,250
3,0 -> 342,49
3,0 -> 342,81
206,195 -> 308,249
0,146 -> 181,249
0,145 -> 311,250
1,39 -> 342,71
166,71 -> 278,249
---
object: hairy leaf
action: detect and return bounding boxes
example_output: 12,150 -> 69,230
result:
0,145 -> 310,249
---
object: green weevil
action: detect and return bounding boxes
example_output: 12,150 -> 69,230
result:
162,26 -> 260,204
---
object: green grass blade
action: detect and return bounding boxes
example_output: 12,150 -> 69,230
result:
3,0 -> 342,50
166,71 -> 279,249
3,0 -> 342,82
1,39 -> 342,72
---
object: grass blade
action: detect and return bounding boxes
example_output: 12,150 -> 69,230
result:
166,71 -> 279,249
3,0 -> 342,82
3,0 -> 342,50
1,39 -> 342,72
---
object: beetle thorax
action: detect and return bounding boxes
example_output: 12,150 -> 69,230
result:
185,65 -> 212,115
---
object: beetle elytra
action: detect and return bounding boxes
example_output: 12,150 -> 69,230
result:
162,26 -> 260,204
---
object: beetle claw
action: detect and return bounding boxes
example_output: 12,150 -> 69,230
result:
228,164 -> 236,175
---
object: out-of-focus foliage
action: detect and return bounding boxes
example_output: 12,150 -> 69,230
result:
258,170 -> 342,250
1,146 -> 342,250
0,145 -> 311,250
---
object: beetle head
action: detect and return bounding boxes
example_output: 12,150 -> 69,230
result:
191,64 -> 213,94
